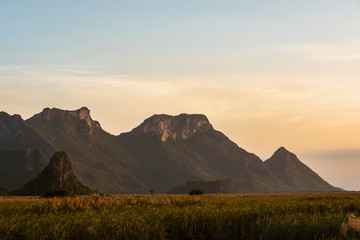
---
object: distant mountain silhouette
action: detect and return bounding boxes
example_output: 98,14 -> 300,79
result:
264,147 -> 336,192
14,151 -> 93,196
0,107 -> 339,193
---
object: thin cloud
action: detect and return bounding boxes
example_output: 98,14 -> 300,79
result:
313,54 -> 360,62
279,41 -> 360,62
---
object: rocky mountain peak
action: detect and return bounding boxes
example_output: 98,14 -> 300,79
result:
131,113 -> 213,142
74,107 -> 100,130
28,107 -> 101,137
77,107 -> 91,121
38,107 -> 94,126
273,146 -> 291,156
267,147 -> 296,164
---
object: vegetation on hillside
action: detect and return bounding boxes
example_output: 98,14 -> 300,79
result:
0,193 -> 359,239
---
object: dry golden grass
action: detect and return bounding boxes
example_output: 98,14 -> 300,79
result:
1,193 -> 360,239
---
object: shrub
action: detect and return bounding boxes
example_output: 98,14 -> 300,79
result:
41,189 -> 75,198
189,189 -> 204,195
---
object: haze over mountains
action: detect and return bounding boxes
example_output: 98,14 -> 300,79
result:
0,107 -> 338,194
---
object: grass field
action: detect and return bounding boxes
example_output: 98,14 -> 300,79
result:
1,193 -> 360,239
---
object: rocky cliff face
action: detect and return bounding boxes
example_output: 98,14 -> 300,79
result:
46,151 -> 74,188
34,107 -> 95,126
130,114 -> 214,142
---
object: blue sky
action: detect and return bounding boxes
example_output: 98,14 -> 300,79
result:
1,1 -> 360,190
2,1 -> 359,73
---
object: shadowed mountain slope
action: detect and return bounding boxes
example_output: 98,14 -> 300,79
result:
0,112 -> 54,189
0,148 -> 48,189
0,111 -> 55,156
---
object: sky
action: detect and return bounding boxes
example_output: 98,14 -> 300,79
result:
1,0 -> 360,190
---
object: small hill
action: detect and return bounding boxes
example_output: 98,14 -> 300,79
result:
168,179 -> 236,194
14,151 -> 93,196
265,147 -> 338,192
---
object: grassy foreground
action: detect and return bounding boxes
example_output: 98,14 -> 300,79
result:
0,193 -> 359,239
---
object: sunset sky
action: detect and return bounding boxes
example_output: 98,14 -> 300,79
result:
1,1 -> 360,190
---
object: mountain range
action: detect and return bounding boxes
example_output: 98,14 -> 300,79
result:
0,107 -> 338,194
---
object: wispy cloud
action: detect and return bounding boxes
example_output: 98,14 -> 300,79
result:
312,54 -> 360,62
280,41 -> 360,63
